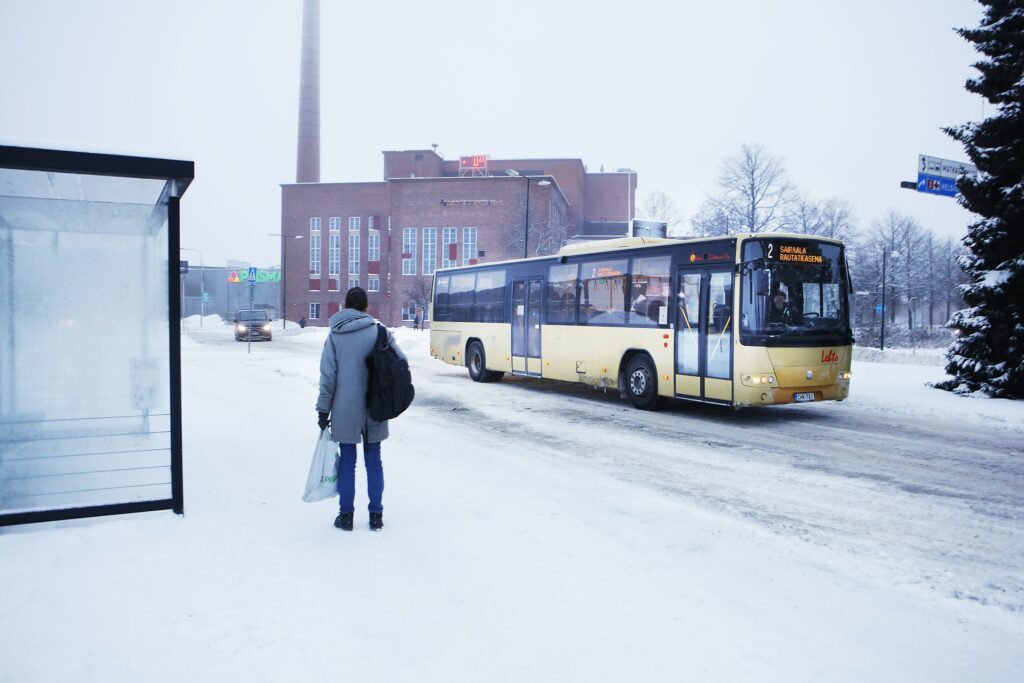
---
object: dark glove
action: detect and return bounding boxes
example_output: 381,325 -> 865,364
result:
318,412 -> 330,431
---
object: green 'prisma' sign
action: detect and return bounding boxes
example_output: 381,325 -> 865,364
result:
228,271 -> 281,283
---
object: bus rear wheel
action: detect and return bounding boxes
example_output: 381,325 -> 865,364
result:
467,341 -> 502,383
625,355 -> 662,410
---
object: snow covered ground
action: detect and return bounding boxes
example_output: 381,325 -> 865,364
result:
2,324 -> 1022,682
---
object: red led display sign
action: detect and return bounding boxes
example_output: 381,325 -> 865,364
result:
460,155 -> 488,169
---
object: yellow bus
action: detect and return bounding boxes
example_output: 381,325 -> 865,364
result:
429,234 -> 853,409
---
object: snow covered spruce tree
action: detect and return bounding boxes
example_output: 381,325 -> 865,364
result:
936,0 -> 1024,398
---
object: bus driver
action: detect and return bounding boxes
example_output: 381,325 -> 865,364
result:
768,291 -> 792,325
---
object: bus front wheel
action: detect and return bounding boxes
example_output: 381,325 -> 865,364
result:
467,341 -> 502,383
625,355 -> 662,410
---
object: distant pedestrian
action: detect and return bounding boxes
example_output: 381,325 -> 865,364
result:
413,314 -> 420,331
316,287 -> 406,531
299,317 -> 306,329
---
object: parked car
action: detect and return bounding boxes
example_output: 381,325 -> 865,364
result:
234,309 -> 272,341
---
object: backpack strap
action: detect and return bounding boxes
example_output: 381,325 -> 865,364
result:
375,323 -> 388,350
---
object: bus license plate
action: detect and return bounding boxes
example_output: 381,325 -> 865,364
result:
794,392 -> 815,403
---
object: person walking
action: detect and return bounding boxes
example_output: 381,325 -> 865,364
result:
413,313 -> 420,331
316,287 -> 406,531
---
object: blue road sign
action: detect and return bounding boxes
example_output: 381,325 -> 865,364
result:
247,266 -> 257,284
917,173 -> 958,198
875,303 -> 884,314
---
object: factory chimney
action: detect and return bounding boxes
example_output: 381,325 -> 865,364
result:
296,0 -> 320,183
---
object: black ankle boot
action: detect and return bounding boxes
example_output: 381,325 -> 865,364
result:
369,512 -> 383,531
334,512 -> 353,531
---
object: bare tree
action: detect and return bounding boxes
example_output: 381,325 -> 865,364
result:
638,190 -> 684,234
532,202 -> 571,256
787,196 -> 857,241
402,278 -> 432,322
788,198 -> 823,235
817,197 -> 858,242
709,143 -> 795,233
689,201 -> 738,237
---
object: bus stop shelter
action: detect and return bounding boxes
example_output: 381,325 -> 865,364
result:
0,145 -> 193,525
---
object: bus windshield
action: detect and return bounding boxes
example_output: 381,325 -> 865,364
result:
739,238 -> 852,345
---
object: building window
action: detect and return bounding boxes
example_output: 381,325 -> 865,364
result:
328,217 -> 341,285
423,227 -> 437,275
402,302 -> 414,321
368,215 -> 375,230
348,231 -> 360,276
348,276 -> 360,290
368,275 -> 380,292
462,226 -> 477,265
402,228 -> 417,275
368,231 -> 380,262
309,217 -> 321,276
442,227 -> 457,268
309,302 -> 320,320
348,216 -> 360,232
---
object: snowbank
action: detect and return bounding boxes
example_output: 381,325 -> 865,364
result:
852,345 -> 947,366
181,313 -> 226,328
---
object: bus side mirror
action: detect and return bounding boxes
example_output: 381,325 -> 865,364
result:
754,271 -> 769,296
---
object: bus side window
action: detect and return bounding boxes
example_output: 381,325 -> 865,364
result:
473,269 -> 507,323
580,258 -> 628,326
628,255 -> 670,326
434,275 -> 450,322
545,263 -> 579,324
449,272 -> 476,322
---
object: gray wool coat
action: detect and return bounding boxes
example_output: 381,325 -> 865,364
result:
316,309 -> 407,444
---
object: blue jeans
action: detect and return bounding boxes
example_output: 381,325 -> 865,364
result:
337,440 -> 383,514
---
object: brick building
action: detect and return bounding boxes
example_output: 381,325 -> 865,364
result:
279,149 -> 637,327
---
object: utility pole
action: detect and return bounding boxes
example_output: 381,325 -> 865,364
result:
880,247 -> 887,351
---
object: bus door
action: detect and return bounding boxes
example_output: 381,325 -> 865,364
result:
674,267 -> 734,403
511,278 -> 542,376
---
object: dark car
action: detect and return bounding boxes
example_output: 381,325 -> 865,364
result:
234,309 -> 272,341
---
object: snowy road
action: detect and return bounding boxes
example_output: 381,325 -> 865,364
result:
200,323 -> 1024,613
416,360 -> 1024,614
2,321 -> 1022,682
197,324 -> 1024,613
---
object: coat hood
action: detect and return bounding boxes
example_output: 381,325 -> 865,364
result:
328,308 -> 376,334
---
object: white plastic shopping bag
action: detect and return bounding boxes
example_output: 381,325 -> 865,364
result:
302,430 -> 339,503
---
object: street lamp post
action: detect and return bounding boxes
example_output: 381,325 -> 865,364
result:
267,233 -> 304,329
510,172 -> 551,259
179,247 -> 204,327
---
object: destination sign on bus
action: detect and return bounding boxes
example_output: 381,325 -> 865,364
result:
766,242 -> 824,264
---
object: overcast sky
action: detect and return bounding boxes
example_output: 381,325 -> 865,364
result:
1,0 -> 984,266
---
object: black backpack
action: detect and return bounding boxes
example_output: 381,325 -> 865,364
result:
365,324 -> 415,421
